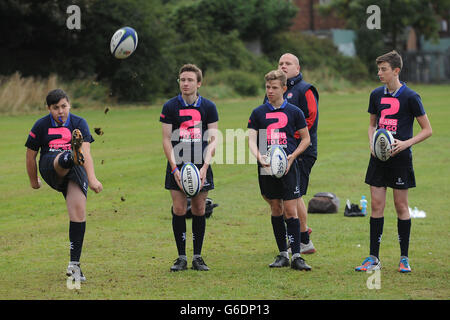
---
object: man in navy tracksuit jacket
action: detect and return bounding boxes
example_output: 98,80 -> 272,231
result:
277,53 -> 319,254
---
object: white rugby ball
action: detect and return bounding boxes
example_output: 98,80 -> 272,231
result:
110,27 -> 138,59
372,128 -> 394,161
270,145 -> 288,178
180,163 -> 201,197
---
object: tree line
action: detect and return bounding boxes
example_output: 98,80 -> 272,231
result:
2,0 -> 445,102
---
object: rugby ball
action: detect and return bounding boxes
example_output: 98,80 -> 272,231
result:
270,146 -> 288,178
372,128 -> 394,161
110,27 -> 138,59
180,163 -> 201,197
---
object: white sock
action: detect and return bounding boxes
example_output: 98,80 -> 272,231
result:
292,253 -> 301,260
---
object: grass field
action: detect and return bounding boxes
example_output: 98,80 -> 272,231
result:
0,84 -> 449,300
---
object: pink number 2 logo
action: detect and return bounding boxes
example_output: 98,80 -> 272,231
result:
179,109 -> 202,140
379,97 -> 399,128
266,112 -> 288,143
48,127 -> 72,150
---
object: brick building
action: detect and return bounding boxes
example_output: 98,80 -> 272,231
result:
290,0 -> 346,32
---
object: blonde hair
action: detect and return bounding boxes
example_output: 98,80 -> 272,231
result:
264,69 -> 287,86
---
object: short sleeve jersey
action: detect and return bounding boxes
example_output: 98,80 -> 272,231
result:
263,73 -> 319,158
368,83 -> 426,156
248,100 -> 307,156
159,94 -> 219,163
25,113 -> 93,157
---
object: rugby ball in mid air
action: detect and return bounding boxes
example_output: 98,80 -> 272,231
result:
372,128 -> 394,161
270,146 -> 288,178
110,27 -> 138,59
180,163 -> 201,197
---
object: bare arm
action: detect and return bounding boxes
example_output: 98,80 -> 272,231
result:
391,114 -> 432,156
26,148 -> 41,189
286,127 -> 310,174
290,127 -> 310,160
82,142 -> 103,193
202,121 -> 218,168
248,128 -> 269,166
368,114 -> 377,156
162,123 -> 182,189
199,121 -> 218,188
162,123 -> 177,169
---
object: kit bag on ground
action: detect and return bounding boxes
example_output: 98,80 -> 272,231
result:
307,192 -> 340,214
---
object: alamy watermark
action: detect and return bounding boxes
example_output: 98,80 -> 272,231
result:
366,5 -> 381,30
66,270 -> 82,290
366,269 -> 381,290
66,5 -> 81,30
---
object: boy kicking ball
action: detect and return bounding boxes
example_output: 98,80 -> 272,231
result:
355,51 -> 432,273
248,70 -> 311,271
25,89 -> 103,282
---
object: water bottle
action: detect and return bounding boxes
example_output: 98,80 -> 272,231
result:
360,195 -> 368,216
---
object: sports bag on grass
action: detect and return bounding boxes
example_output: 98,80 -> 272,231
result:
307,192 -> 340,214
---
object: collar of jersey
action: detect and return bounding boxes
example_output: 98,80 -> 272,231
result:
265,99 -> 287,111
384,82 -> 406,97
50,113 -> 71,127
287,72 -> 303,88
178,94 -> 202,107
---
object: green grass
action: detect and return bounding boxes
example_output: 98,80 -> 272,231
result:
0,84 -> 449,299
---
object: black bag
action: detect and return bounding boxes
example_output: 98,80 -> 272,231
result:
307,192 -> 340,213
185,197 -> 218,219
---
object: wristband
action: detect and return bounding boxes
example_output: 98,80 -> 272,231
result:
171,166 -> 179,174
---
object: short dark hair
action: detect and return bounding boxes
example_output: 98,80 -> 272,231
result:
376,50 -> 403,71
179,64 -> 203,82
46,89 -> 69,106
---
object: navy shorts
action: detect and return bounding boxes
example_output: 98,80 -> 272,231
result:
39,153 -> 89,198
297,155 -> 316,196
365,154 -> 416,189
165,162 -> 214,193
258,160 -> 300,201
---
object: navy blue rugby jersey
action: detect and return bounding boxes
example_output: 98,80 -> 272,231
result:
25,113 -> 93,157
264,73 -> 319,158
160,94 -> 219,163
368,83 -> 426,156
248,100 -> 307,156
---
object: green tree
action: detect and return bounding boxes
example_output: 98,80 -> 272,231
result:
81,0 -> 174,101
320,0 -> 449,74
321,0 -> 447,49
167,0 -> 297,41
0,0 -> 297,101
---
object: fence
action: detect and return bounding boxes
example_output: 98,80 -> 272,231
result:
402,50 -> 450,83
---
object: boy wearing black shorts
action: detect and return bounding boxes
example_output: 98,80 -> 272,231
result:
248,70 -> 312,271
160,64 -> 218,272
25,89 -> 103,282
278,53 -> 319,254
355,51 -> 432,273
